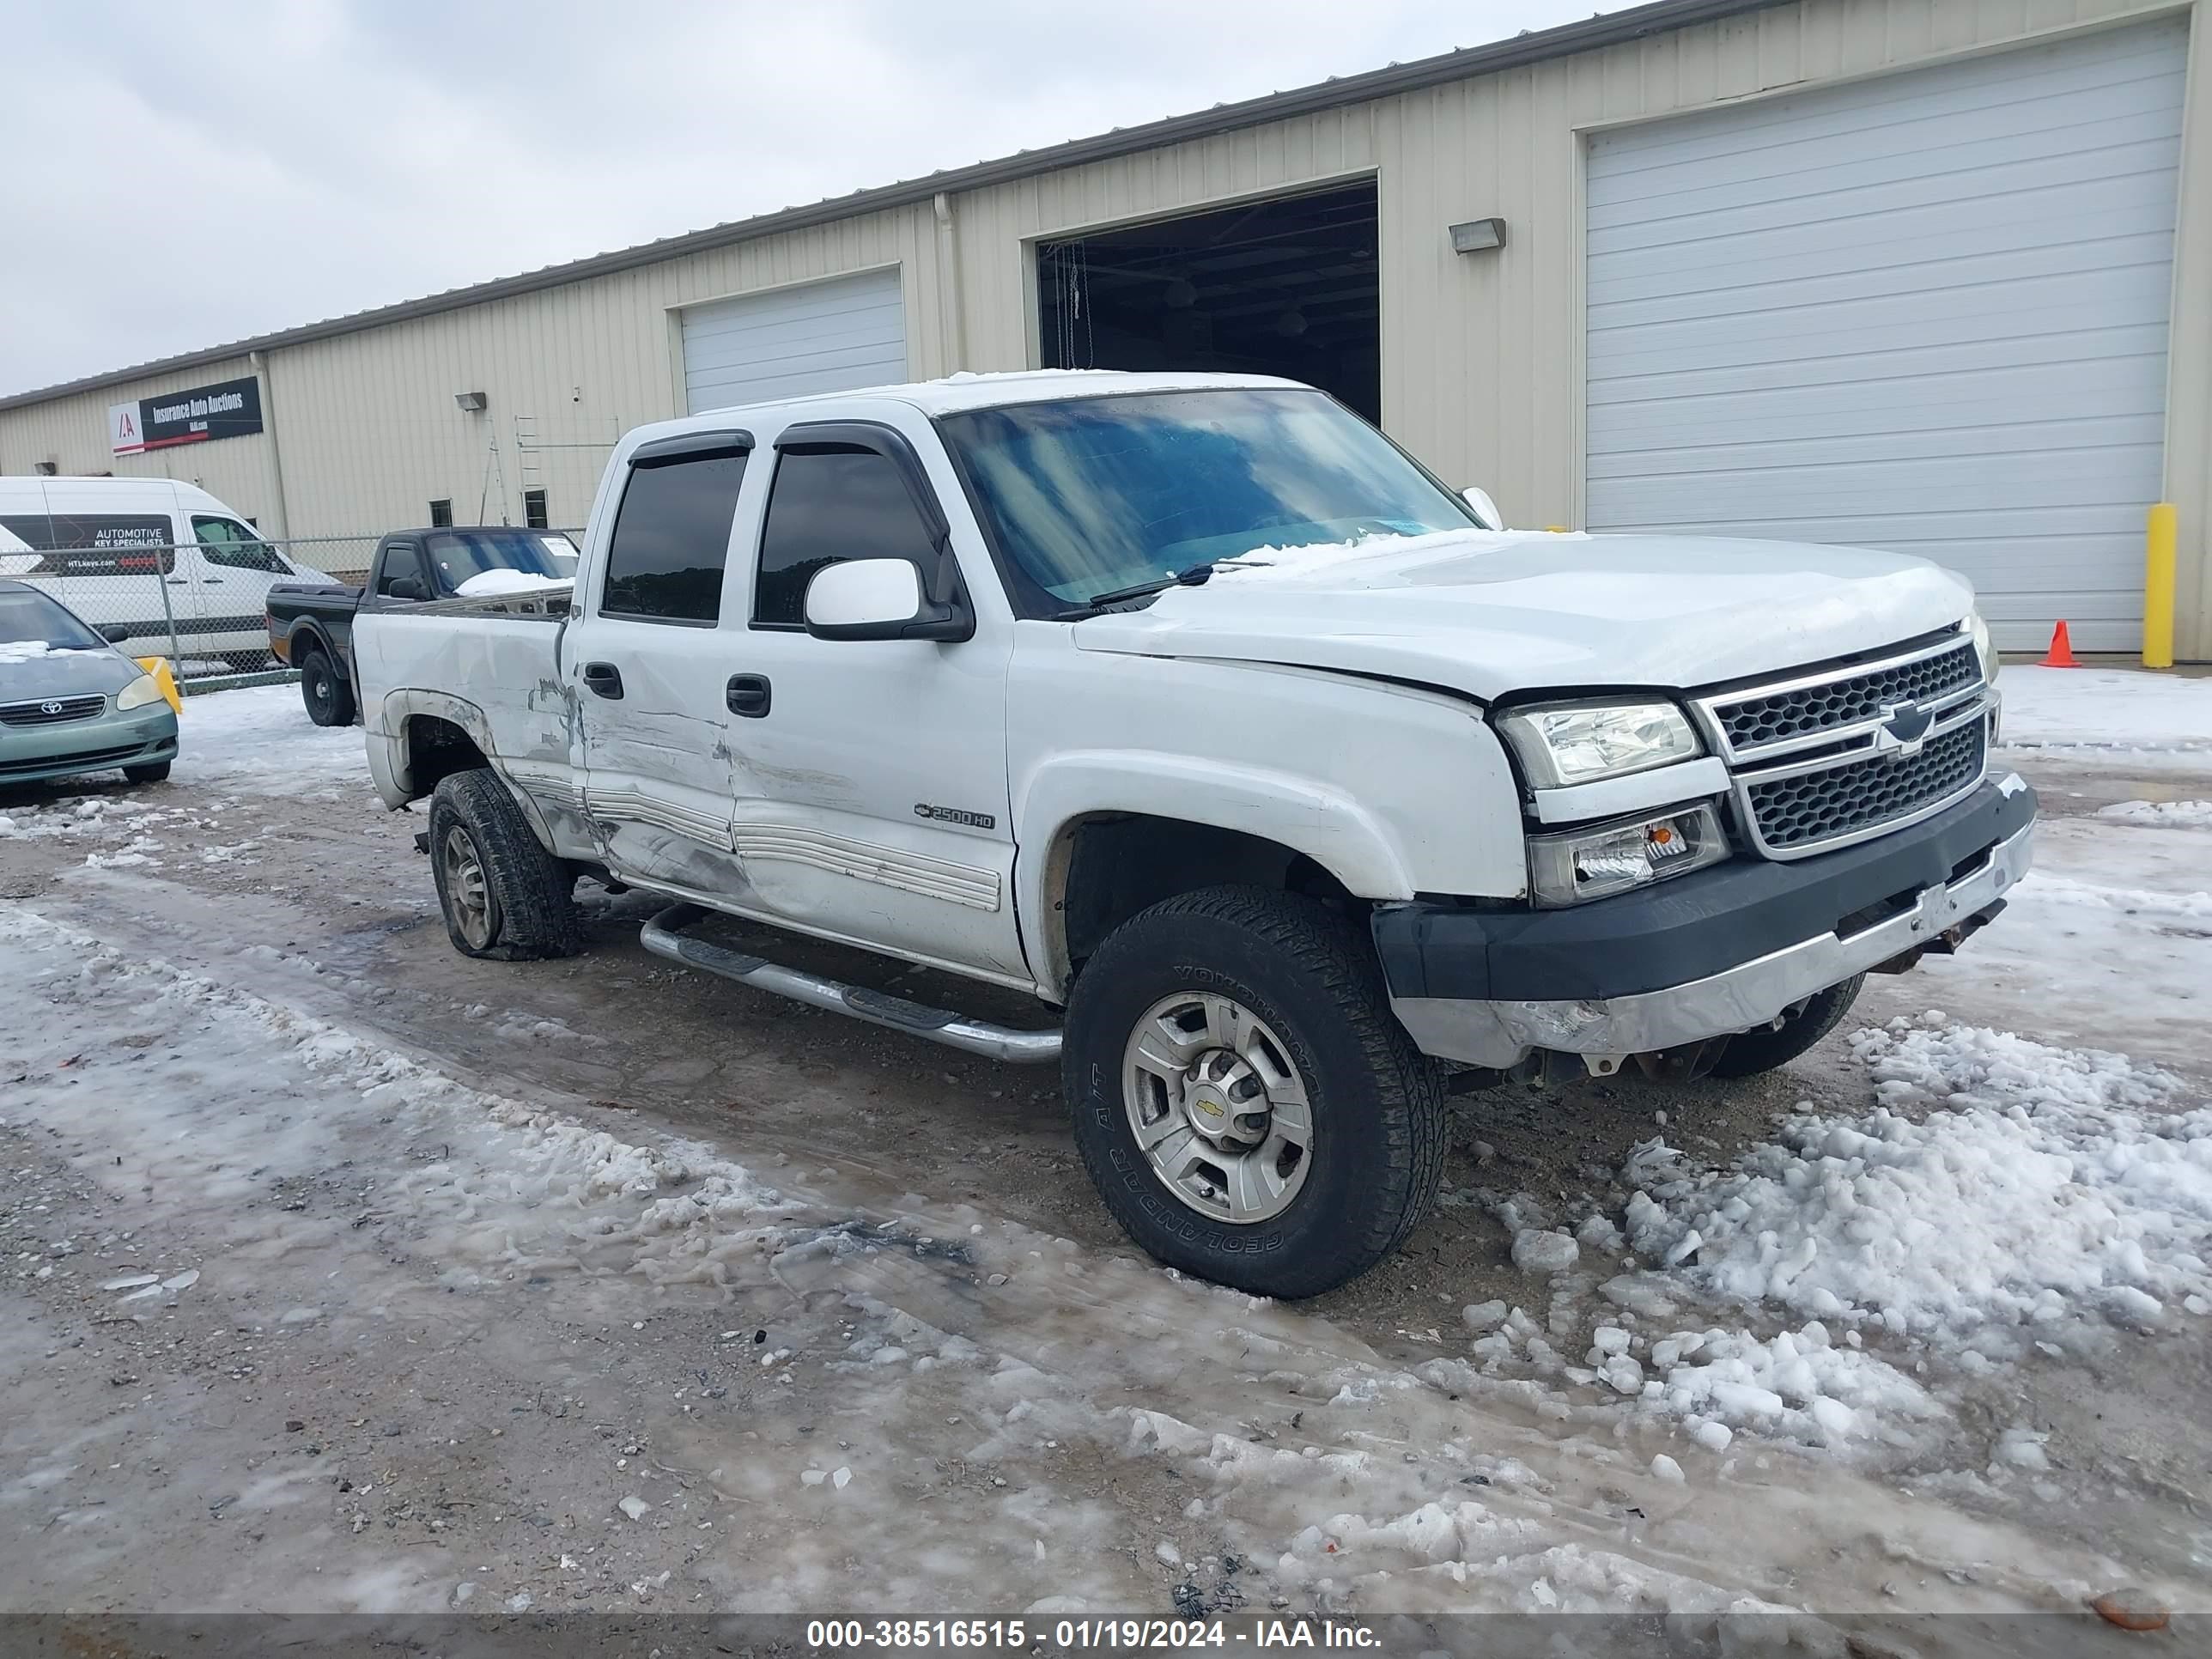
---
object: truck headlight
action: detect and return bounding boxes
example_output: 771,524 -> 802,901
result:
1496,699 -> 1702,788
1966,611 -> 1998,684
115,672 -> 167,711
1528,803 -> 1728,907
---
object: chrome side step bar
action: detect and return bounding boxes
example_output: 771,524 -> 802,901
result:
638,903 -> 1063,1066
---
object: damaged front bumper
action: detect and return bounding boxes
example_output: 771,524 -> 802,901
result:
1376,774 -> 2037,1071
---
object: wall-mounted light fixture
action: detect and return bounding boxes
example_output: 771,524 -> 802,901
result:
1449,217 -> 1508,254
453,391 -> 488,412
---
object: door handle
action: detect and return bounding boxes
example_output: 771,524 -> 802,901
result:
201,577 -> 225,584
726,673 -> 771,719
166,578 -> 190,586
582,662 -> 624,700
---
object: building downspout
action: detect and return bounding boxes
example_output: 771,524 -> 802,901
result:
933,192 -> 969,374
247,348 -> 294,541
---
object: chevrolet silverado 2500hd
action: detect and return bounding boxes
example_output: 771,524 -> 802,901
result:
353,371 -> 2033,1297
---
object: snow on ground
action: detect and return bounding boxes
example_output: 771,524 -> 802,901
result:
0,684 -> 368,855
7,906 -> 2180,1629
5,675 -> 2210,1625
172,682 -> 370,799
1997,665 -> 2212,766
1900,813 -> 2212,1062
0,795 -> 252,878
2097,797 -> 2212,826
0,908 -> 792,1288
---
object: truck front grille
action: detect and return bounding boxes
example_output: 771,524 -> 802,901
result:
1741,715 -> 1988,855
1694,631 -> 1993,860
0,694 -> 107,726
1708,639 -> 1979,758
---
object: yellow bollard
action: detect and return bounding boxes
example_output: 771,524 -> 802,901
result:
134,655 -> 183,715
2143,503 -> 2177,671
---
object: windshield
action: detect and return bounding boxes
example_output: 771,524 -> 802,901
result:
0,587 -> 106,651
423,529 -> 574,592
938,389 -> 1480,609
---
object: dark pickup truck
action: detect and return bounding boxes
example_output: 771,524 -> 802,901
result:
267,526 -> 576,724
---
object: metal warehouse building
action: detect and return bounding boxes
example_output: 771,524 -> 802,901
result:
4,0 -> 2209,656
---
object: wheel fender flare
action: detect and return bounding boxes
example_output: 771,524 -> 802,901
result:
289,620 -> 333,667
370,689 -> 555,851
1014,750 -> 1419,997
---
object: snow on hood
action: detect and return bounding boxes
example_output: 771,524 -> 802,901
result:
453,568 -> 571,599
0,641 -> 137,699
1073,528 -> 1975,701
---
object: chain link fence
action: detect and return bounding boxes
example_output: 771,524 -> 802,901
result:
4,528 -> 575,695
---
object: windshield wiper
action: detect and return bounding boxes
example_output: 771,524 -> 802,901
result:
1054,561 -> 1218,620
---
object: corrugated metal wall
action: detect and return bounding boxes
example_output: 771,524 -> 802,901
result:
0,353 -> 284,534
2,0 -> 2204,650
0,206 -> 946,541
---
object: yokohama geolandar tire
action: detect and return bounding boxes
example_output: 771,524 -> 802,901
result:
299,647 -> 356,727
1063,885 -> 1445,1298
1709,973 -> 1866,1079
426,769 -> 582,962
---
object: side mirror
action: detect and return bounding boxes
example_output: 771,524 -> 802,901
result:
1461,486 -> 1505,531
805,558 -> 971,642
386,576 -> 429,602
96,623 -> 131,643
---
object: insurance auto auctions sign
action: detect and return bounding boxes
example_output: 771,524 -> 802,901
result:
108,374 -> 264,455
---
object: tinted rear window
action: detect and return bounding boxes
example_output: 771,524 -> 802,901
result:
600,453 -> 749,623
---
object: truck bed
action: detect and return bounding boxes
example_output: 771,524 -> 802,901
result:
266,582 -> 365,665
354,599 -> 575,810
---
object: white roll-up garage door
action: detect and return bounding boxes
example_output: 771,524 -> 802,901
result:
1585,21 -> 2186,652
681,269 -> 907,415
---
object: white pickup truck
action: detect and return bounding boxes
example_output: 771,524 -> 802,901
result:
356,370 -> 2034,1297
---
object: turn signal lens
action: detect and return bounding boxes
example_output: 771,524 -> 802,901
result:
1528,803 -> 1728,908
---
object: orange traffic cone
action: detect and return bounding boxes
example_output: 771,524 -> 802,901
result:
2038,620 -> 2079,668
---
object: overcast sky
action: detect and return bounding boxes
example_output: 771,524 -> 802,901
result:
0,0 -> 1630,396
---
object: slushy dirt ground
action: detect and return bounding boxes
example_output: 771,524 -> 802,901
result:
0,666 -> 2207,1650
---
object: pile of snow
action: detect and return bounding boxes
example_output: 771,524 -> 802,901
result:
1451,1017 -> 2212,1448
0,794 -> 271,876
1619,1017 -> 2209,1367
175,683 -> 369,798
84,832 -> 164,869
2098,798 -> 2212,827
1997,665 -> 2212,763
0,795 -> 154,842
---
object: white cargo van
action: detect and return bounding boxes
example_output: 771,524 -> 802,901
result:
0,477 -> 338,664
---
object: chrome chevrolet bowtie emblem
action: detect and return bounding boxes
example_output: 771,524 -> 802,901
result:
1872,700 -> 1933,759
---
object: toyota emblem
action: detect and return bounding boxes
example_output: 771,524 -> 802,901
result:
39,701 -> 64,716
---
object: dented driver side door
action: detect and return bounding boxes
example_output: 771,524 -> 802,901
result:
563,430 -> 763,898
